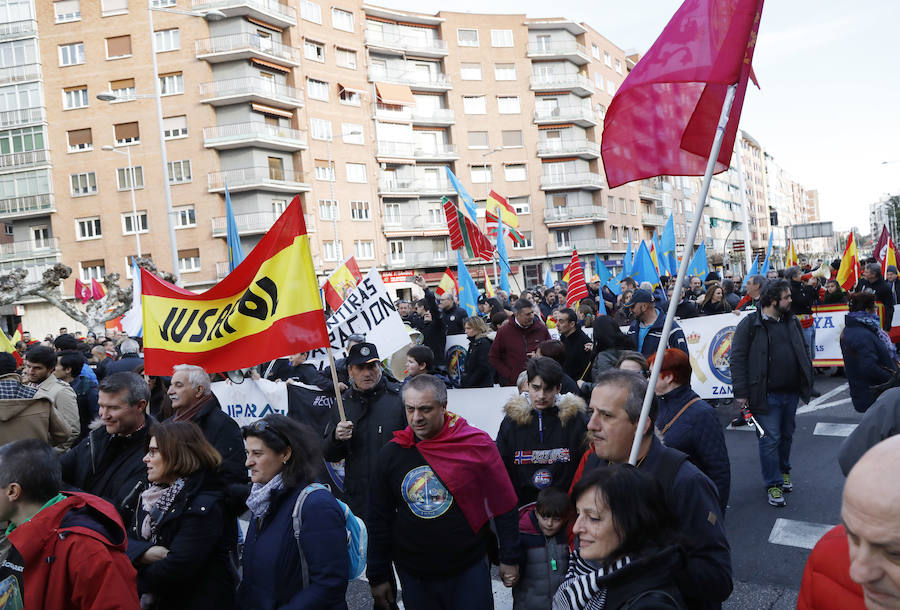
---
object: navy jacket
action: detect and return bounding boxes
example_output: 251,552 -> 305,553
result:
461,335 -> 494,388
238,484 -> 348,609
627,310 -> 688,358
840,315 -> 897,413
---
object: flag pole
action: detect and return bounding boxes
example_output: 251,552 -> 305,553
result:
735,138 -> 754,271
325,346 -> 347,423
628,83 -> 738,465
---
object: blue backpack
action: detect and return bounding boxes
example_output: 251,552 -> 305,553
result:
292,482 -> 367,583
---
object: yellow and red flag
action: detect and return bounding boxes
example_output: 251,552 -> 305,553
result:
11,323 -> 22,344
482,268 -> 495,298
564,250 -> 589,308
836,231 -> 861,291
91,278 -> 106,300
322,256 -> 363,311
884,236 -> 898,276
435,267 -> 458,297
785,240 -> 798,267
140,195 -> 329,375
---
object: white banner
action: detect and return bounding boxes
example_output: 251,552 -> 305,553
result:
212,378 -> 289,427
678,312 -> 750,399
447,386 -> 520,440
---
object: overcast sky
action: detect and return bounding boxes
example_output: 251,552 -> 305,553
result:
386,0 -> 900,234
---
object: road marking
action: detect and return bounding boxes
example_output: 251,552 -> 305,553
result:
797,383 -> 849,414
396,579 -> 511,609
798,397 -> 852,414
814,422 -> 858,437
768,518 -> 834,550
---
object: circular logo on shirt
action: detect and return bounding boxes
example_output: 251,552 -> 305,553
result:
707,326 -> 736,384
532,468 -> 553,489
445,345 -> 467,387
401,465 -> 453,519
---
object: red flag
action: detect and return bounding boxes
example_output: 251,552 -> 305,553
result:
601,0 -> 765,188
442,197 -> 494,261
435,268 -> 458,297
91,278 -> 106,300
564,250 -> 589,308
321,256 -> 363,311
74,279 -> 92,304
874,225 -> 900,272
836,231 -> 861,291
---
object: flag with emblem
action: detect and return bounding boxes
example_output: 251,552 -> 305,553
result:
442,197 -> 494,261
321,256 -> 363,311
563,250 -> 589,308
435,267 -> 458,297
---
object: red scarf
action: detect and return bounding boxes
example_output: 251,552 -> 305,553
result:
392,412 -> 518,533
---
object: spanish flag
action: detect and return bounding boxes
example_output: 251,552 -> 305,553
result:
836,231 -> 861,291
322,256 -> 363,311
141,195 -> 329,375
482,268 -> 495,298
785,239 -> 798,267
435,268 -> 458,297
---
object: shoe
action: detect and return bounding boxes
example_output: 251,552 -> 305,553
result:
782,473 -> 793,492
767,486 -> 786,507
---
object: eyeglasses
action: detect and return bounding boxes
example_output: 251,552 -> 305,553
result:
244,419 -> 291,447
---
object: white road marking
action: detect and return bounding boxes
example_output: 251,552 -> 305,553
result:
394,578 -> 513,609
813,422 -> 858,437
798,397 -> 852,414
797,383 -> 849,414
768,518 -> 834,550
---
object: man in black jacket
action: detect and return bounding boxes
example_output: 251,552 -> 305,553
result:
103,339 -> 144,376
667,284 -> 700,319
855,262 -> 895,330
411,275 -> 447,368
556,308 -> 593,381
60,371 -> 152,527
438,292 -> 468,335
787,266 -> 820,365
625,289 -> 688,357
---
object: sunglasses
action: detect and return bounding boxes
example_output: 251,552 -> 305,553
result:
244,419 -> 291,447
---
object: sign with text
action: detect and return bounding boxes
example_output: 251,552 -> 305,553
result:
211,378 -> 289,427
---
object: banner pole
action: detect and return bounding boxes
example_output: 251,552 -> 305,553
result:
326,346 -> 347,422
735,138 -> 754,271
628,84 -> 738,466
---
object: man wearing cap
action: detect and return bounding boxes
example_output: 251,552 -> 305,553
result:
625,289 -> 689,358
323,342 -> 407,522
886,265 -> 900,305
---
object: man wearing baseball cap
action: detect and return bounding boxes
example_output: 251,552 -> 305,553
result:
624,289 -> 689,358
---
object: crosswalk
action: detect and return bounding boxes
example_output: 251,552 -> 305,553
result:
768,518 -> 834,550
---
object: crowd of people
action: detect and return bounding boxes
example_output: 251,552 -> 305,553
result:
0,254 -> 897,608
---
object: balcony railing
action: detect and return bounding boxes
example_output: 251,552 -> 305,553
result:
413,143 -> 458,160
537,140 -> 601,157
410,107 -> 455,124
368,67 -> 451,89
533,105 -> 598,125
0,107 -> 45,130
375,105 -> 412,122
202,122 -> 307,149
211,210 -> 279,236
540,172 -> 605,190
0,19 -> 37,41
383,214 -> 447,232
0,237 -> 59,262
385,250 -> 449,268
549,237 -> 610,253
544,205 -> 608,223
191,0 -> 296,26
530,73 -> 594,93
0,193 -> 54,218
365,28 -> 448,55
416,180 -> 455,195
376,141 -> 415,158
195,32 -> 300,64
0,63 -> 40,87
641,213 -> 666,226
207,166 -> 307,192
199,77 -> 304,107
378,177 -> 455,195
526,41 -> 589,61
0,149 -> 50,171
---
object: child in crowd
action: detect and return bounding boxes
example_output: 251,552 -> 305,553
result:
513,486 -> 572,610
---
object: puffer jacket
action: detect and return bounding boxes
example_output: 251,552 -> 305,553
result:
489,318 -> 551,386
840,314 -> 897,413
496,392 -> 588,506
797,525 -> 865,609
512,504 -> 569,610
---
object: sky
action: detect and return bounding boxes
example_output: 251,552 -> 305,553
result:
384,0 -> 900,234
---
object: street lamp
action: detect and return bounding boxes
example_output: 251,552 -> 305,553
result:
482,146 -> 503,282
101,145 -> 142,255
326,129 -> 364,265
723,220 -> 741,272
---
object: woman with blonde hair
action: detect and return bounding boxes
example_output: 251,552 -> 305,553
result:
461,315 -> 495,387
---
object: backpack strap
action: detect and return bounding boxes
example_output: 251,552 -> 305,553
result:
292,483 -> 329,590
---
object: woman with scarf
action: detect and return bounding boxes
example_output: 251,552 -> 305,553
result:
238,414 -> 349,609
128,421 -> 235,610
840,291 -> 900,412
553,465 -> 685,610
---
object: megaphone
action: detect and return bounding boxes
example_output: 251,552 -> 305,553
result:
811,264 -> 831,280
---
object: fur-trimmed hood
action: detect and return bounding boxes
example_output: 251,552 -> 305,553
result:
503,392 -> 586,426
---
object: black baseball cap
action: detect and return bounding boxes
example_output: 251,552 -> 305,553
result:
624,288 -> 654,308
346,342 -> 380,366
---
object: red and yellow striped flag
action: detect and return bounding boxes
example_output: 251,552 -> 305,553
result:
442,197 -> 494,261
322,256 -> 362,311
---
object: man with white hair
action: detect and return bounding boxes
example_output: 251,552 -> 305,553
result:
103,338 -> 143,376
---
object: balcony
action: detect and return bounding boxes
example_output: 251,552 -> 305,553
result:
199,77 -> 303,109
416,179 -> 456,196
374,105 -> 412,123
191,0 -> 296,28
0,149 -> 50,173
413,143 -> 458,162
544,205 -> 608,226
641,213 -> 667,227
526,41 -> 590,65
376,140 -> 416,160
195,33 -> 300,66
0,63 -> 40,87
639,180 -> 664,201
383,214 -> 448,236
207,167 -> 310,194
530,73 -> 594,97
378,177 -> 417,197
211,210 -> 280,236
385,250 -> 449,269
216,261 -> 230,279
203,122 -> 307,151
365,28 -> 448,58
0,238 -> 60,263
368,67 -> 451,91
0,193 -> 54,220
537,139 -> 601,160
533,105 -> 599,127
0,19 -> 37,42
548,237 -> 610,254
0,108 -> 43,130
540,172 -> 605,191
410,107 -> 455,126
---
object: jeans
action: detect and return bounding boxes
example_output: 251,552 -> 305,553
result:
802,325 -> 816,364
397,556 -> 494,610
754,392 -> 800,488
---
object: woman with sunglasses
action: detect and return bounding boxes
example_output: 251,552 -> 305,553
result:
128,420 -> 236,610
238,415 -> 349,609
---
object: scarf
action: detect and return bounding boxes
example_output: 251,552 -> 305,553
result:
848,311 -> 897,359
172,394 -> 212,423
140,478 -> 185,540
552,551 -> 631,610
246,473 -> 285,519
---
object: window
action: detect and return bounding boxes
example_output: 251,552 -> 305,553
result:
467,131 -> 489,149
67,128 -> 92,152
494,63 -> 516,80
70,172 -> 97,196
604,51 -> 611,67
335,48 -> 356,69
607,195 -> 615,211
113,121 -> 139,145
310,118 -> 332,140
615,58 -> 622,74
76,217 -> 101,240
178,249 -> 201,273
351,200 -> 370,220
591,44 -> 600,59
339,88 -> 360,106
300,0 -> 321,23
512,231 -> 533,249
174,205 -> 195,228
105,35 -> 131,59
162,115 -> 187,139
116,165 -> 144,190
31,226 -> 50,247
159,72 -> 183,95
122,211 -> 148,235
323,240 -> 343,261
314,160 -> 334,181
151,0 -> 175,6
389,240 -> 404,262
54,0 -> 80,23
606,80 -> 616,95
101,0 -> 127,15
462,96 -> 486,114
342,123 -> 364,144
154,28 -> 179,53
318,199 -> 338,220
497,96 -> 520,114
555,230 -> 571,249
354,240 -> 374,260
80,260 -> 105,281
610,226 -> 619,242
470,165 -> 492,183
457,28 -> 479,47
307,78 -> 328,101
384,203 -> 400,225
167,159 -> 191,184
594,73 -> 603,88
511,197 -> 530,215
504,164 -> 526,181
501,130 -> 522,148
346,163 -> 367,183
460,63 -> 482,81
109,78 -> 136,101
490,29 -> 513,47
63,86 -> 88,110
628,199 -> 636,214
58,42 -> 84,66
304,40 -> 324,62
331,8 -> 353,32
267,156 -> 284,180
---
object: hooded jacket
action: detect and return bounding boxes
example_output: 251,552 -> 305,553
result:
512,504 -> 569,610
0,491 -> 139,609
489,317 -> 551,386
496,392 -> 588,506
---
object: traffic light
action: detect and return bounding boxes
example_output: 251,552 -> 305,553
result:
769,211 -> 779,226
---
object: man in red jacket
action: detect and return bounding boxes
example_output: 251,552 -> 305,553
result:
0,439 -> 139,609
489,298 -> 551,386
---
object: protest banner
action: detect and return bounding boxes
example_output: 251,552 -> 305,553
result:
811,304 -> 849,366
211,378 -> 289,427
447,386 -> 519,439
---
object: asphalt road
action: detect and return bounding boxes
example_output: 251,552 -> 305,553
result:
345,372 -> 858,609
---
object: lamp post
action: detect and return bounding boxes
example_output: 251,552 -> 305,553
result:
326,129 -> 363,266
723,220 -> 741,273
101,145 -> 141,255
482,146 -> 503,284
